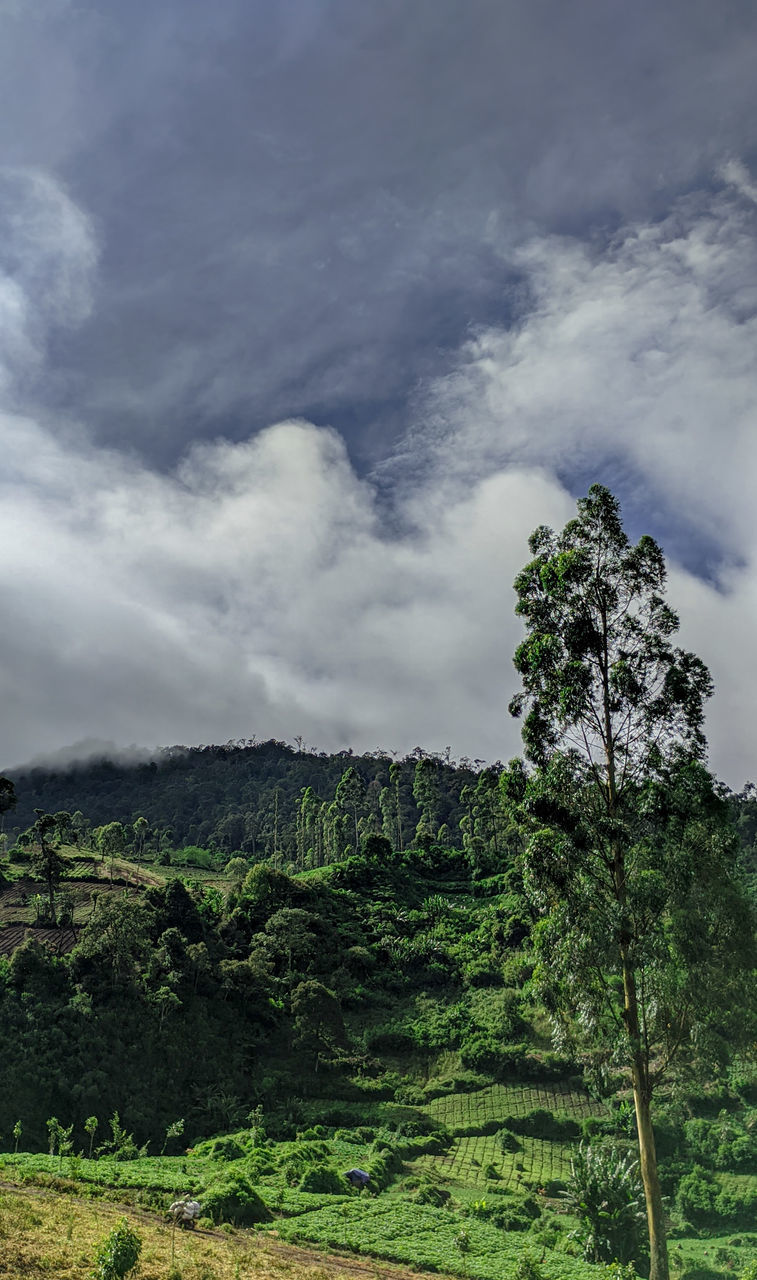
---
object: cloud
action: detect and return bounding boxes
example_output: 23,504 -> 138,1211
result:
0,168 -> 96,395
4,0 -> 757,463
3,168 -> 757,787
0,399 -> 571,767
418,178 -> 757,559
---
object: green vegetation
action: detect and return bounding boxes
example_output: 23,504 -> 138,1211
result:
0,487 -> 753,1280
503,484 -> 756,1280
91,1217 -> 142,1280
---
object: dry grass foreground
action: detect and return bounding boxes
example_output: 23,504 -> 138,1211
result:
0,1181 -> 449,1280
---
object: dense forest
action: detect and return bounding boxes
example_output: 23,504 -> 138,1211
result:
5,741 -> 514,872
5,739 -> 757,890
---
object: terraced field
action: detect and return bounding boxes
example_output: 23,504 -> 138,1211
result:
0,924 -> 78,955
424,1082 -> 602,1131
411,1133 -> 573,1191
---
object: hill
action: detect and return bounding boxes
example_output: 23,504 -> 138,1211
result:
0,824 -> 755,1280
5,741 -> 507,867
0,743 -> 756,1280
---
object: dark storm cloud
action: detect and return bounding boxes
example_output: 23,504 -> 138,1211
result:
4,0 -> 757,461
3,1 -> 757,780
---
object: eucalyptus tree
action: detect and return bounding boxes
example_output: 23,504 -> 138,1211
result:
95,821 -> 126,884
335,766 -> 366,853
503,485 -> 755,1280
413,756 -> 443,848
26,810 -> 68,924
132,816 -> 148,873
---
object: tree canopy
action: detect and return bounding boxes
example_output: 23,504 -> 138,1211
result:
503,485 -> 756,1280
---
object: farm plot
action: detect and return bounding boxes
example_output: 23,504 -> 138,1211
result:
411,1134 -> 573,1192
0,1152 -> 220,1194
0,875 -> 129,934
424,1083 -> 601,1132
0,924 -> 78,955
275,1197 -> 599,1280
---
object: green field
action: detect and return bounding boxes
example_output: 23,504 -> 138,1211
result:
424,1083 -> 601,1130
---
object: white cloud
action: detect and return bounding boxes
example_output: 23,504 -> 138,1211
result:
418,180 -> 757,552
3,168 -> 757,785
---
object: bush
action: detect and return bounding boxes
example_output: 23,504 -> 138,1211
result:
412,1181 -> 450,1207
367,1143 -> 405,1191
192,1135 -> 246,1161
675,1167 -> 719,1226
201,1172 -> 271,1225
512,1254 -> 546,1280
91,1217 -> 142,1280
365,1028 -> 415,1055
298,1162 -> 347,1194
499,1110 -> 579,1141
488,1193 -> 541,1232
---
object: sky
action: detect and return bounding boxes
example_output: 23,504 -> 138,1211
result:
2,0 -> 757,783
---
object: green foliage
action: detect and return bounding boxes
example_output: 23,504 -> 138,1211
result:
512,1255 -> 545,1280
96,1112 -> 142,1162
192,1134 -> 247,1161
201,1171 -> 271,1225
90,1217 -> 142,1280
0,775 -> 17,817
161,1118 -> 185,1156
297,1162 -> 346,1194
675,1167 -> 757,1228
563,1143 -> 646,1265
683,1114 -> 757,1172
505,485 -> 757,1280
84,1117 -> 98,1159
499,1109 -> 580,1142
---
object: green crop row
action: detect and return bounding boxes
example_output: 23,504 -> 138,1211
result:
0,1152 -> 219,1193
425,1083 -> 601,1129
410,1133 -> 573,1195
274,1196 -> 600,1280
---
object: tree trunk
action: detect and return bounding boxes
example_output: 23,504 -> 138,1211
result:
46,871 -> 57,926
623,956 -> 669,1280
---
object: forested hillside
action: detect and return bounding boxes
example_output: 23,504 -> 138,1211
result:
5,741 -> 512,871
6,739 -> 756,889
0,816 -> 755,1280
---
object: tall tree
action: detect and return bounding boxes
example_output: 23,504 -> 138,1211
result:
95,821 -> 126,884
412,756 -> 442,849
503,485 -> 755,1280
0,776 -> 17,821
335,766 -> 366,854
132,816 -> 149,876
26,810 -> 68,924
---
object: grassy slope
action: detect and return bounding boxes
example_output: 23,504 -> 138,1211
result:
0,1181 -> 455,1280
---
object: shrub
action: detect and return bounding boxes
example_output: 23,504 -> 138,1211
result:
513,1253 -> 546,1280
201,1172 -> 271,1225
500,1108 -> 580,1141
675,1166 -> 719,1226
91,1217 -> 141,1280
367,1143 -> 405,1191
563,1143 -> 646,1266
365,1028 -> 416,1055
193,1135 -> 246,1161
412,1181 -> 450,1207
298,1162 -> 346,1194
491,1194 -> 542,1232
